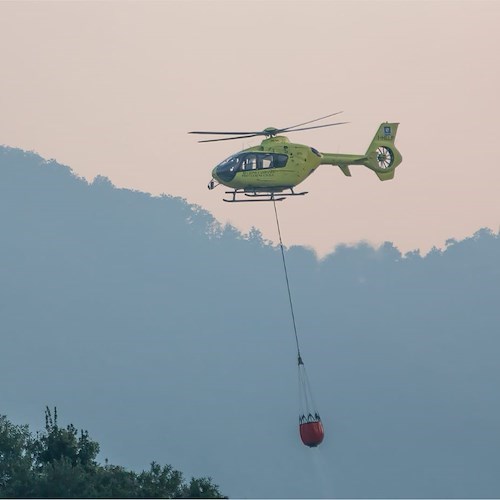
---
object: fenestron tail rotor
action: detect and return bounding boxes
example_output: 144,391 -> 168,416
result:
375,146 -> 395,170
189,112 -> 348,143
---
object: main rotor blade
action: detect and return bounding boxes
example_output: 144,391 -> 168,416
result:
197,134 -> 260,143
189,130 -> 262,136
283,121 -> 349,133
279,111 -> 344,133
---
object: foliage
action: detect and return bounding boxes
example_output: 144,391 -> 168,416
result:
0,408 -> 226,499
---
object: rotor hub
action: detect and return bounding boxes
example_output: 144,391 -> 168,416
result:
263,127 -> 279,137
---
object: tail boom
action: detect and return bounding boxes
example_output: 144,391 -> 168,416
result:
320,122 -> 402,181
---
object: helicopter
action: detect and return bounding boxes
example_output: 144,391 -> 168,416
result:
190,112 -> 402,202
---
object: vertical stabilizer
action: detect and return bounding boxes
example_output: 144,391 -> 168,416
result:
364,123 -> 402,180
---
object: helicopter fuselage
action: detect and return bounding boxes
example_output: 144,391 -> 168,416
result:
211,136 -> 322,191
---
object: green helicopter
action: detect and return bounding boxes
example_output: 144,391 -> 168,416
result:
190,113 -> 402,202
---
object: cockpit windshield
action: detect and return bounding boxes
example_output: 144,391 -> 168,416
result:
215,152 -> 288,182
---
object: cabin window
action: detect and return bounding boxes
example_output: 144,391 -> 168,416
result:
241,154 -> 258,171
217,152 -> 289,180
261,155 -> 273,169
241,152 -> 288,170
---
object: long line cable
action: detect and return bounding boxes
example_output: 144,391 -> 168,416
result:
273,199 -> 323,428
272,200 -> 302,362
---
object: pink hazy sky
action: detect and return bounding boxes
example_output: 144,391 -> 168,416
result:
1,0 -> 499,256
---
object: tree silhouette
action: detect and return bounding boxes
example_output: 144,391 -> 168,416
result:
0,409 -> 226,499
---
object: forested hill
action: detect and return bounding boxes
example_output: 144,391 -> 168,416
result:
1,145 -> 499,499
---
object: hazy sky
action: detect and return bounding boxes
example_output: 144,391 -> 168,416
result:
1,0 -> 499,256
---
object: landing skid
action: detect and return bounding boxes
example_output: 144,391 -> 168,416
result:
223,188 -> 308,203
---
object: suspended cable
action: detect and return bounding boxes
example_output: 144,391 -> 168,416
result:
272,199 -> 302,361
272,199 -> 324,448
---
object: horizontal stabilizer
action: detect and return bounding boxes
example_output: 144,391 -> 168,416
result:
339,165 -> 352,177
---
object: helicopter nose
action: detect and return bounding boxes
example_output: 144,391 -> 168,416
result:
212,166 -> 220,181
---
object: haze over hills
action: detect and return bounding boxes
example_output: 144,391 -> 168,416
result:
1,145 -> 499,498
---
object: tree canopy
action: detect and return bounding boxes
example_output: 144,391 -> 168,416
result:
0,408 -> 226,498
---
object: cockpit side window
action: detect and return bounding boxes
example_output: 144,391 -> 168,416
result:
219,155 -> 240,171
215,154 -> 242,182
